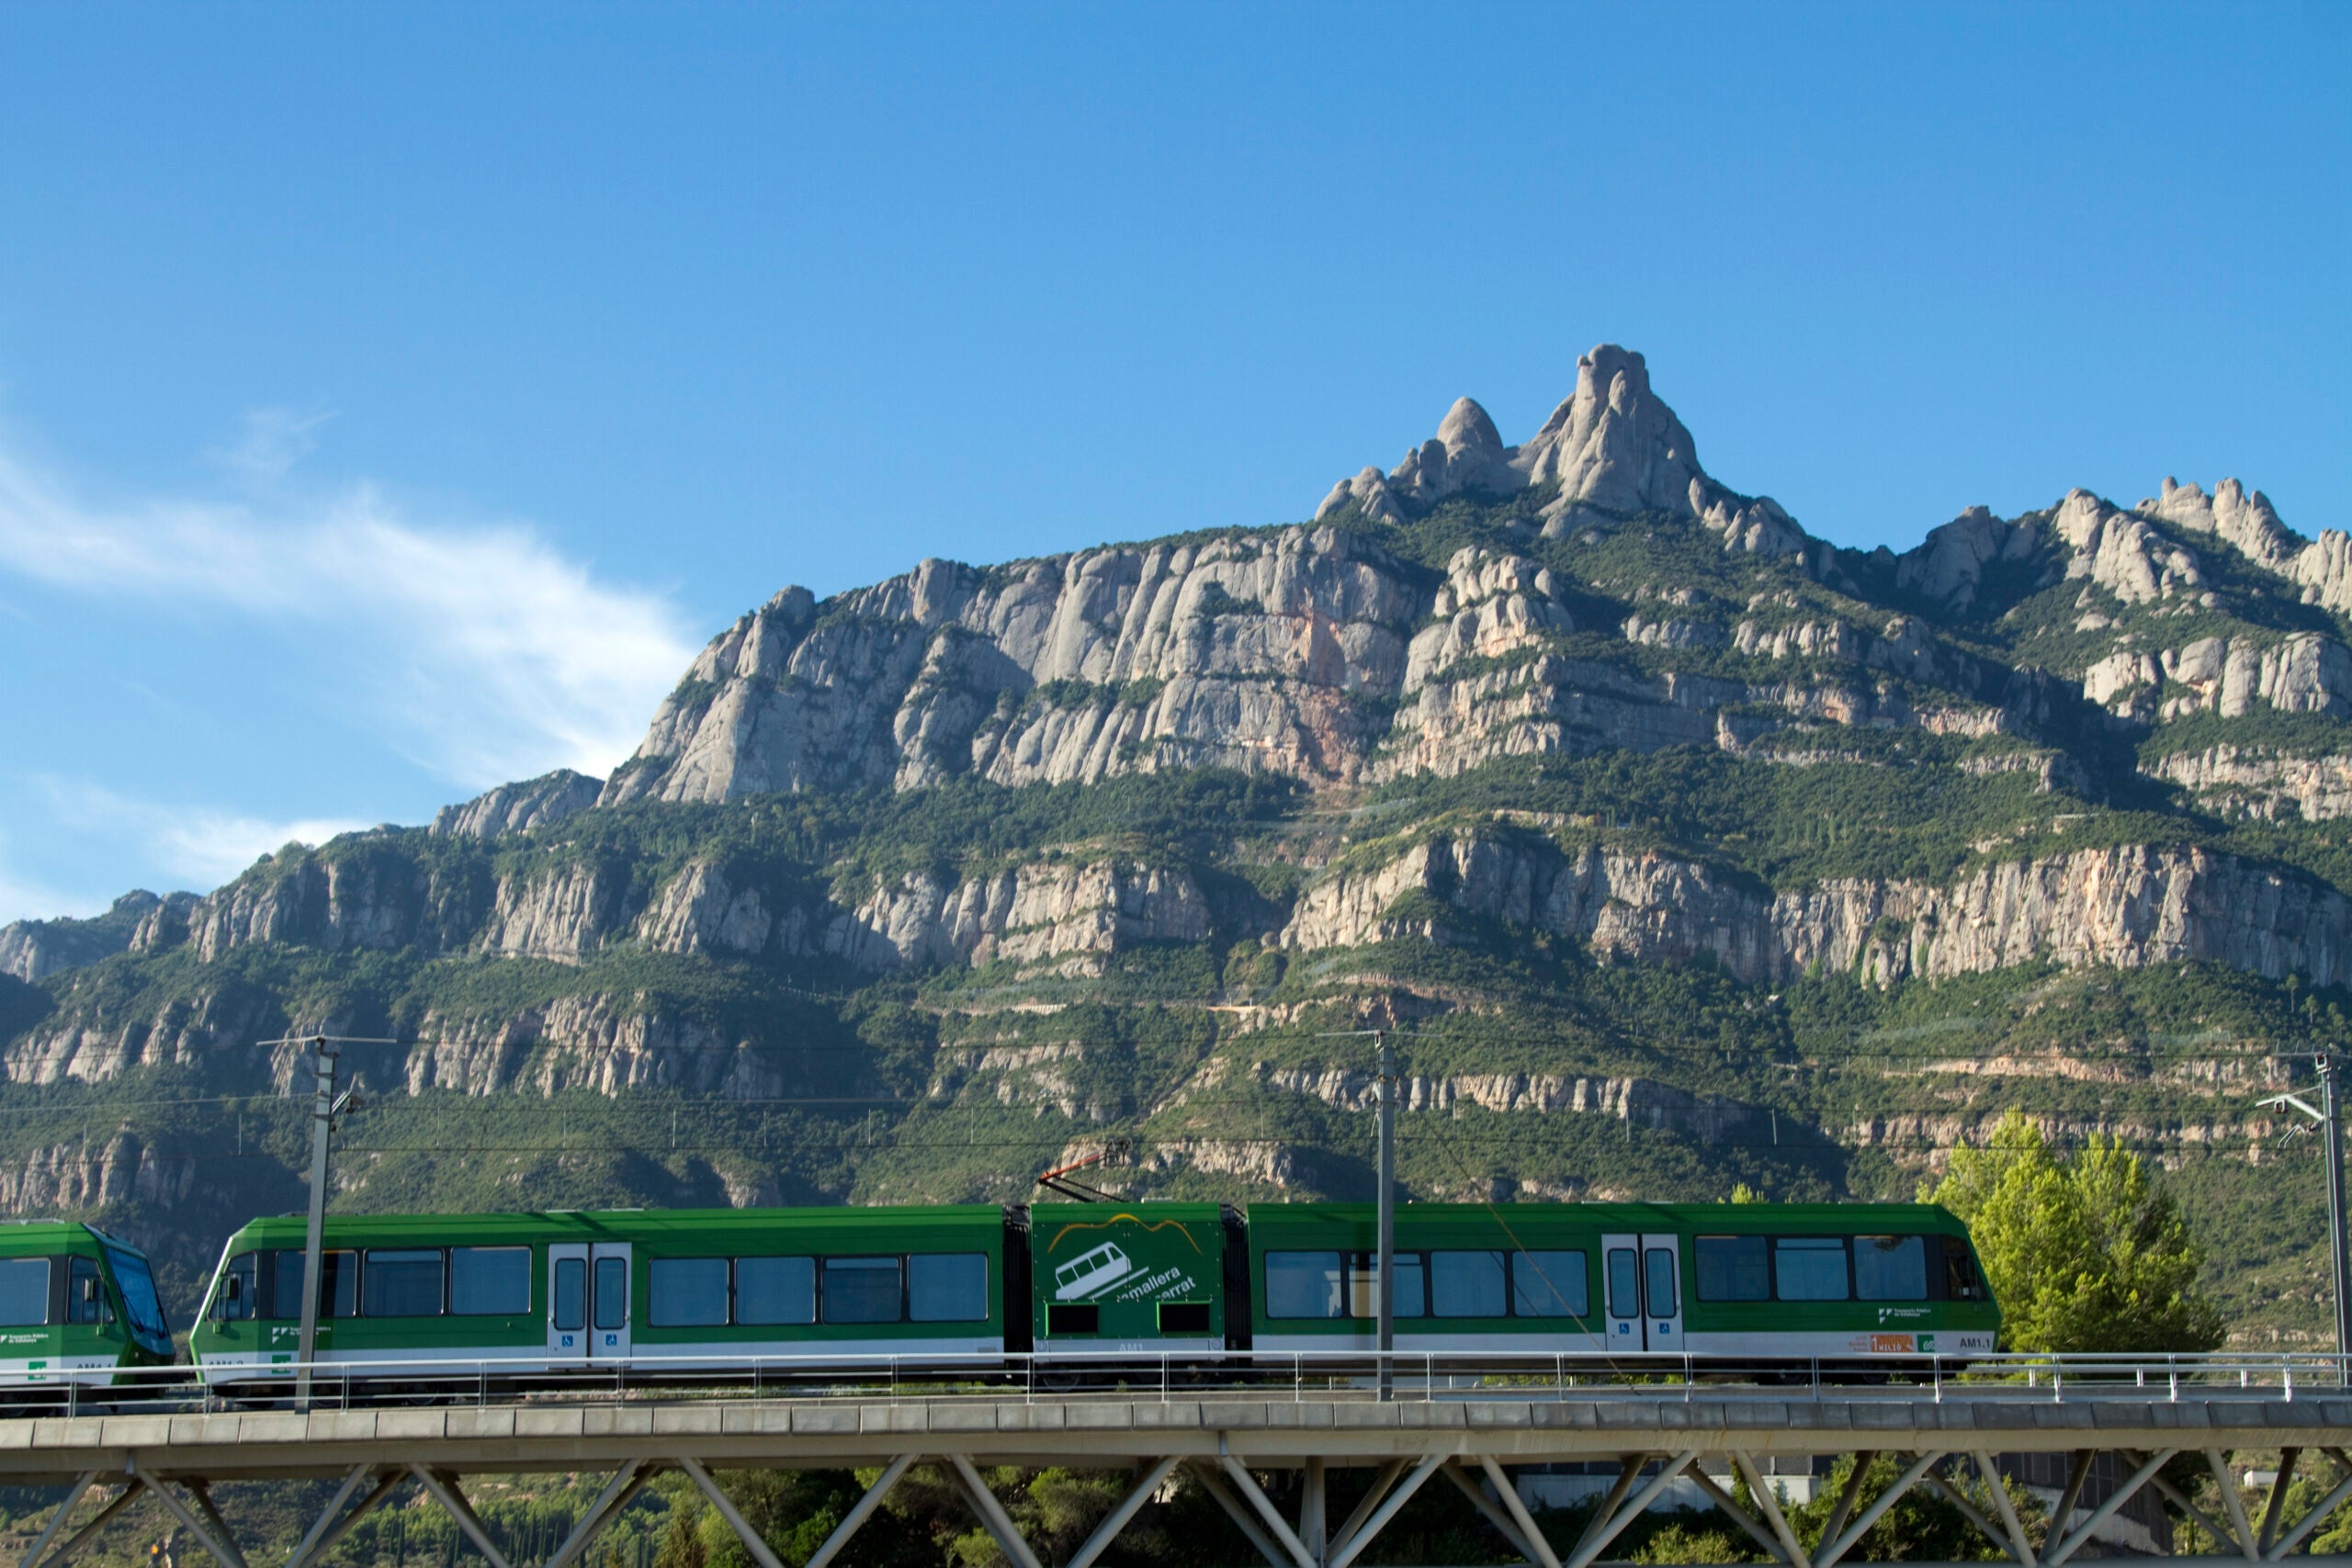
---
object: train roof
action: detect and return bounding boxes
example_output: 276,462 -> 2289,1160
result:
0,1221 -> 118,1255
1243,1201 -> 1971,1237
221,1204 -> 1009,1248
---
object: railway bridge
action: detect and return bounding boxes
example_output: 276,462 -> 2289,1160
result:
5,1357 -> 2349,1568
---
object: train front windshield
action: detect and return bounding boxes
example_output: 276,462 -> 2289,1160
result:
101,1245 -> 174,1355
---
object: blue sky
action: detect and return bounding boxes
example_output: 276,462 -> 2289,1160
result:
0,3 -> 2346,923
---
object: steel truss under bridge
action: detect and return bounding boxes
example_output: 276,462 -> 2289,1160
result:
11,1359 -> 2352,1568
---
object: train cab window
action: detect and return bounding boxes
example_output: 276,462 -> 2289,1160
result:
1643,1248 -> 1678,1316
274,1250 -> 357,1318
1942,1237 -> 1987,1302
1430,1250 -> 1507,1317
553,1258 -> 585,1331
909,1254 -> 987,1322
1510,1251 -> 1589,1317
1047,1303 -> 1100,1335
66,1256 -> 108,1325
650,1258 -> 729,1326
821,1257 -> 902,1324
451,1247 -> 531,1316
1606,1248 -> 1639,1319
216,1252 -> 258,1321
1695,1236 -> 1770,1303
1773,1237 -> 1849,1301
594,1258 -> 628,1330
1264,1251 -> 1344,1318
1854,1236 -> 1928,1301
365,1249 -> 447,1317
0,1258 -> 49,1326
734,1257 -> 815,1325
101,1247 -> 169,1351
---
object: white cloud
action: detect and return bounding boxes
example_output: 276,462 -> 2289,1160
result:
36,779 -> 370,892
0,441 -> 700,786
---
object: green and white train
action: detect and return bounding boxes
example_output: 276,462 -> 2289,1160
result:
187,1200 -> 1998,1388
0,1222 -> 177,1389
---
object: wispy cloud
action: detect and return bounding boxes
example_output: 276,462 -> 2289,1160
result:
209,404 -> 335,487
0,830 -> 104,927
0,441 -> 700,786
35,780 -> 369,892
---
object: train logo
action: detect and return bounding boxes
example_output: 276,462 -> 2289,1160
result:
1053,1241 -> 1135,1301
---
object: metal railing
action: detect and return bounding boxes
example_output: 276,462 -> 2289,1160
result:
6,1348 -> 2348,1416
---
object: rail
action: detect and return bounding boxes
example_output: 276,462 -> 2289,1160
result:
19,1348 -> 2352,1415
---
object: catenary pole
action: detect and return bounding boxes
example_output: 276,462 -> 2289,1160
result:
295,1035 -> 337,1410
1376,1030 -> 1396,1402
2325,1055 -> 2351,1381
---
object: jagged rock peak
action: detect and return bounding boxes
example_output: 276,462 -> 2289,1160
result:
1514,344 -> 1706,519
2143,477 -> 2302,573
1315,343 -> 1773,532
432,769 -> 605,840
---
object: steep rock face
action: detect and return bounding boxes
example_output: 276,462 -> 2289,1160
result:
0,892 -> 170,982
403,994 -> 791,1099
0,1131 -> 198,1213
2148,747 -> 2352,821
1283,833 -> 2352,989
1895,507 -> 2042,612
432,770 -> 604,839
146,843 -> 492,964
1252,1064 -> 1758,1139
834,862 -> 1215,973
607,527 -> 1422,803
2084,633 -> 2352,721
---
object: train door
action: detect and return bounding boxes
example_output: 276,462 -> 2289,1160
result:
548,1243 -> 634,1360
1601,1234 -> 1645,1351
1639,1234 -> 1684,1353
548,1245 -> 588,1361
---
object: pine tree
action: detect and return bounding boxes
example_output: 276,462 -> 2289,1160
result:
1923,1111 -> 2224,1353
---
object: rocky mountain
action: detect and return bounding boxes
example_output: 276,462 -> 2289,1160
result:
4,343 -> 2345,1338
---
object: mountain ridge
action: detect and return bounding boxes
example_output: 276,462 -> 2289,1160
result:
4,343 -> 2346,1341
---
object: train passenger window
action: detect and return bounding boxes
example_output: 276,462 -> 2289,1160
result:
1695,1236 -> 1769,1302
0,1258 -> 47,1326
1643,1248 -> 1678,1317
1606,1248 -> 1639,1319
451,1248 -> 531,1316
1853,1236 -> 1927,1301
1510,1251 -> 1589,1317
1941,1237 -> 1986,1302
365,1249 -> 447,1316
734,1257 -> 815,1325
553,1258 -> 584,1331
66,1257 -> 107,1325
216,1253 -> 258,1321
1430,1250 -> 1507,1317
1338,1253 -> 1424,1318
1393,1252 -> 1427,1317
1773,1237 -> 1849,1301
274,1250 -> 357,1318
909,1254 -> 988,1322
650,1258 -> 729,1326
821,1257 -> 902,1324
1264,1251 -> 1343,1318
594,1258 -> 628,1330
